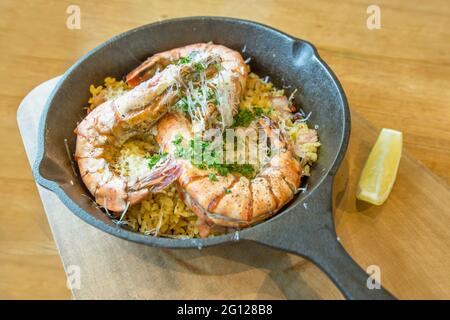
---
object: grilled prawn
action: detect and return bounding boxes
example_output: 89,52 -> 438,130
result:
151,113 -> 302,231
126,43 -> 248,130
75,44 -> 247,212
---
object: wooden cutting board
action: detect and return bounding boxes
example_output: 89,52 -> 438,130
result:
17,77 -> 450,299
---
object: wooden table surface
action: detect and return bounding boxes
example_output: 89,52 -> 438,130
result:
1,0 -> 449,299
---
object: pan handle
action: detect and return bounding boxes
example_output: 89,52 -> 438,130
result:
245,175 -> 396,300
299,227 -> 396,300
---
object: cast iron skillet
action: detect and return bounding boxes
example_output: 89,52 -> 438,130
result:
33,17 -> 395,299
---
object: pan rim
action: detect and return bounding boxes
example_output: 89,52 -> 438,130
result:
33,16 -> 350,249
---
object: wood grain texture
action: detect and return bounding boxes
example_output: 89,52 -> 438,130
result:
1,0 -> 449,299
16,79 -> 450,300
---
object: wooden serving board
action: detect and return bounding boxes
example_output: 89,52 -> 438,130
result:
17,78 -> 450,299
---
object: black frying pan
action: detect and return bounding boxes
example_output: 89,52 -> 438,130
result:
33,17 -> 395,299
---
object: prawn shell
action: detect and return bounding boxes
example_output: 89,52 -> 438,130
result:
95,177 -> 128,213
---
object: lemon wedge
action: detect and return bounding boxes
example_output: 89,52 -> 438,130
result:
356,128 -> 402,205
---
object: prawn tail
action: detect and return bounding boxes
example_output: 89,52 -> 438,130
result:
129,156 -> 182,193
259,116 -> 289,149
126,57 -> 157,87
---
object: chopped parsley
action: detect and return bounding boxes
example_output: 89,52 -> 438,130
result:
173,97 -> 189,113
211,163 -> 230,176
254,107 -> 264,116
197,163 -> 207,170
173,88 -> 218,115
207,89 -> 218,105
208,173 -> 218,181
177,56 -> 191,65
148,152 -> 168,169
224,188 -> 232,194
265,107 -> 275,115
211,163 -> 255,178
232,164 -> 254,177
233,108 -> 255,127
194,62 -> 204,73
232,107 -> 274,127
172,137 -> 256,179
172,134 -> 183,145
